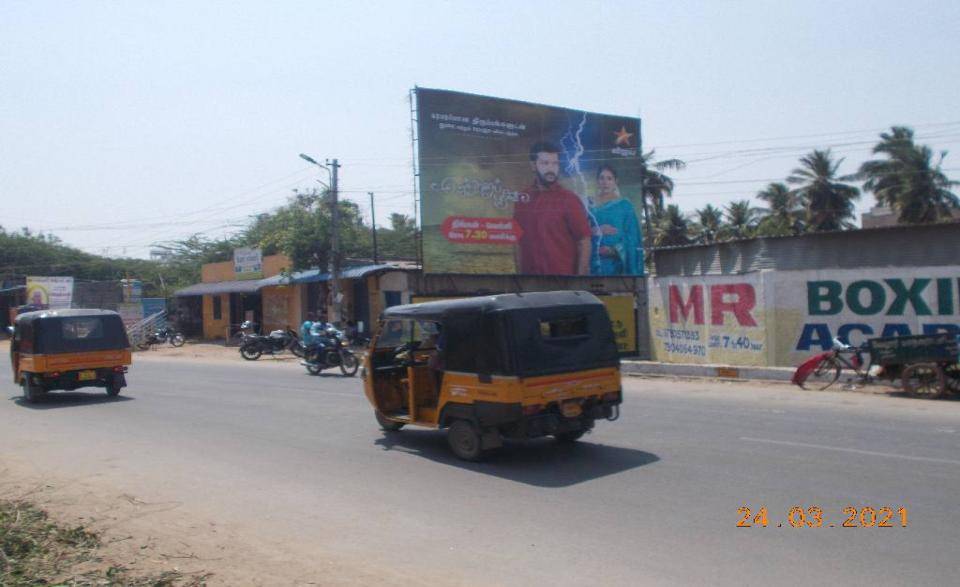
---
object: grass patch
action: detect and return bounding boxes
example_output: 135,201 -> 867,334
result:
0,499 -> 209,586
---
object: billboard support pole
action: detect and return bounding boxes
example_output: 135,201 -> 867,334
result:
409,87 -> 422,270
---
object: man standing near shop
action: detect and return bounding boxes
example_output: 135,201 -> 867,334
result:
513,141 -> 592,275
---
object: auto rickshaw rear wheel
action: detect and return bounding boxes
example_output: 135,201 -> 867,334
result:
106,381 -> 122,397
447,420 -> 484,461
554,430 -> 586,443
21,377 -> 45,403
375,410 -> 405,431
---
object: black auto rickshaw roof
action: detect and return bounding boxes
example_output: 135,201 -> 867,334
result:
15,308 -> 123,325
383,291 -> 618,377
382,291 -> 604,321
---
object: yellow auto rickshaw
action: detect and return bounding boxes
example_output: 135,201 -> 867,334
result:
362,291 -> 623,460
8,309 -> 132,402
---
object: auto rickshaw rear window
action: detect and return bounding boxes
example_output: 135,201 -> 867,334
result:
34,316 -> 129,354
539,316 -> 588,339
61,317 -> 104,340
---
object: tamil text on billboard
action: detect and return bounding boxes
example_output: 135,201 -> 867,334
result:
416,88 -> 644,276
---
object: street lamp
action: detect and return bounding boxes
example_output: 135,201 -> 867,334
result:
299,152 -> 341,326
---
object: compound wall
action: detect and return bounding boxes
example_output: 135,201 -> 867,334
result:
649,266 -> 960,367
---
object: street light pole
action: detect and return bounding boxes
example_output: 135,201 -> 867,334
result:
298,153 -> 342,325
328,158 -> 341,326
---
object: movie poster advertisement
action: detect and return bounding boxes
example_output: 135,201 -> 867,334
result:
416,88 -> 645,276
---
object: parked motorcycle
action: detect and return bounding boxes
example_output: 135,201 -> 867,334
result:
137,326 -> 186,350
239,327 -> 304,360
300,327 -> 359,376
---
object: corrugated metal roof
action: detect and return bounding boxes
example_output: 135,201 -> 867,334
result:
282,264 -> 406,284
175,264 -> 409,295
651,221 -> 960,276
174,279 -> 265,297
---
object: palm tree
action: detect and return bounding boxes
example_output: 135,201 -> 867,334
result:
693,204 -> 724,244
755,182 -> 803,236
786,149 -> 860,232
857,126 -> 960,224
724,200 -> 760,239
641,150 -> 686,216
652,204 -> 692,247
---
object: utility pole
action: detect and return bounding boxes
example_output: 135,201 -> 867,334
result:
328,158 -> 341,326
369,192 -> 379,265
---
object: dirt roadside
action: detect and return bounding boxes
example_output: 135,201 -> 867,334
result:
1,455 -> 400,586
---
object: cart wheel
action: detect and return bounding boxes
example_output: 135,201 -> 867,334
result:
447,420 -> 485,461
902,363 -> 946,398
375,410 -> 404,432
944,364 -> 960,395
803,356 -> 842,390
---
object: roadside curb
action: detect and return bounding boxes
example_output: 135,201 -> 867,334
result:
621,360 -> 794,382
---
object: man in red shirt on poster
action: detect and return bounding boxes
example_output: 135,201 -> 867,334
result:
513,141 -> 592,275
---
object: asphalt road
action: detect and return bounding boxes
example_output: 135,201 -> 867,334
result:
2,355 -> 959,586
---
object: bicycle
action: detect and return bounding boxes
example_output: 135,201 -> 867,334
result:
793,338 -> 872,390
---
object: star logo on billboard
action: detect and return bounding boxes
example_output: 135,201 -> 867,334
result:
613,126 -> 634,147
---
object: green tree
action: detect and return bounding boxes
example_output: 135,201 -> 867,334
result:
857,126 -> 960,223
375,213 -> 417,260
652,204 -> 692,247
0,226 -> 177,297
724,200 -> 760,239
755,182 -> 803,236
244,188 -> 369,271
692,204 -> 724,244
786,149 -> 860,231
641,150 -> 687,216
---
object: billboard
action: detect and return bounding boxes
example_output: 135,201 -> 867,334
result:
234,248 -> 263,280
416,88 -> 644,276
25,276 -> 74,309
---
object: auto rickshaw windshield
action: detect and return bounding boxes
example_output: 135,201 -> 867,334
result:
375,319 -> 439,350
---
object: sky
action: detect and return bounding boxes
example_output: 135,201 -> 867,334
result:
2,0 -> 959,259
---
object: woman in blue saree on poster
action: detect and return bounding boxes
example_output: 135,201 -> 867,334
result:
590,164 -> 642,275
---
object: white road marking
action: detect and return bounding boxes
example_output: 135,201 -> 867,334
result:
740,437 -> 960,466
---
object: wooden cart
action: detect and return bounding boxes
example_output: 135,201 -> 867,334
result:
868,333 -> 960,398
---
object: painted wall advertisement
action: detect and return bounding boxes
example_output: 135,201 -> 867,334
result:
25,276 -> 74,309
416,88 -> 645,277
649,267 -> 960,367
649,273 -> 769,366
773,268 -> 960,367
234,248 -> 263,280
